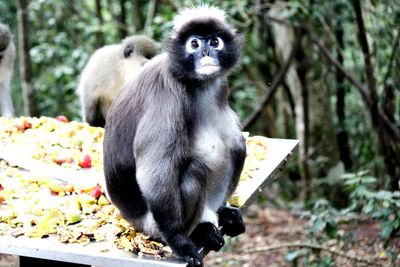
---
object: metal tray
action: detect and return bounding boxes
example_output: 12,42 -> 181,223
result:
0,137 -> 298,266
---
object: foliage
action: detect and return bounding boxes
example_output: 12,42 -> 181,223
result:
307,171 -> 400,241
285,249 -> 336,267
343,171 -> 400,239
283,171 -> 399,266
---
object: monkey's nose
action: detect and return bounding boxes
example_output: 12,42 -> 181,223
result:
201,48 -> 209,57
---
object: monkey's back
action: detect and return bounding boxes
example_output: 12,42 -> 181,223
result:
103,54 -> 173,224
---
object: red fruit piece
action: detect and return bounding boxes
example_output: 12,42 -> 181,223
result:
24,121 -> 32,129
56,115 -> 69,123
54,156 -> 74,165
79,154 -> 92,168
14,123 -> 26,132
89,184 -> 102,199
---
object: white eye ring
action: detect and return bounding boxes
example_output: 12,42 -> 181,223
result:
209,37 -> 224,51
186,37 -> 201,54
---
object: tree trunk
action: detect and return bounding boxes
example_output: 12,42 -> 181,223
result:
118,0 -> 128,39
95,0 -> 105,46
131,0 -> 143,32
334,22 -> 353,171
351,0 -> 400,190
144,0 -> 157,35
16,0 -> 37,116
295,32 -> 312,201
269,5 -> 312,200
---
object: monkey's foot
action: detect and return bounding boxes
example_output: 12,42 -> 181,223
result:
218,206 -> 245,237
171,235 -> 203,267
190,222 -> 224,252
178,244 -> 202,267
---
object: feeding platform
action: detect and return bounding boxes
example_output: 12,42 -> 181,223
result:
0,116 -> 298,266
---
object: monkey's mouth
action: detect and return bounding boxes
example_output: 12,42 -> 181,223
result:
197,57 -> 220,75
197,65 -> 220,76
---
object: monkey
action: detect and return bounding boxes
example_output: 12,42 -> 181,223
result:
103,6 -> 246,267
0,23 -> 15,118
77,35 -> 158,127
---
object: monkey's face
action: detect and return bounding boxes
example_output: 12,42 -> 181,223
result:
168,19 -> 242,82
185,35 -> 224,77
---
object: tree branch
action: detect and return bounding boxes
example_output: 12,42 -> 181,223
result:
308,33 -> 400,141
240,242 -> 385,266
351,0 -> 377,97
263,14 -> 400,140
242,34 -> 299,130
383,29 -> 400,86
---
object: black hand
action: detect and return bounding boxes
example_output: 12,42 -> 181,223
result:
218,206 -> 245,237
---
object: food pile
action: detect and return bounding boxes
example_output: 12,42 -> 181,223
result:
0,160 -> 171,258
0,116 -> 103,170
0,116 -> 268,257
240,133 -> 268,180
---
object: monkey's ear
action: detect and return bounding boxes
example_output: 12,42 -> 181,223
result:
124,44 -> 135,58
234,33 -> 245,50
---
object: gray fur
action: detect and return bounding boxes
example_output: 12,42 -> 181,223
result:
0,23 -> 15,117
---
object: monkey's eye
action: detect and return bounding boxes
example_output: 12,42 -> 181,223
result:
186,37 -> 201,53
209,37 -> 224,50
192,40 -> 200,48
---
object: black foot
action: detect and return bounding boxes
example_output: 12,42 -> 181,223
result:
190,222 -> 224,252
218,206 -> 245,237
169,234 -> 202,267
178,243 -> 203,267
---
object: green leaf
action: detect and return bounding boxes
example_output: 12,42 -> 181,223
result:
362,201 -> 374,214
325,221 -> 337,239
285,249 -> 306,262
380,222 -> 394,239
313,218 -> 327,233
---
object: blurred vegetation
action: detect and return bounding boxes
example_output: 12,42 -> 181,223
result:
1,0 -> 399,265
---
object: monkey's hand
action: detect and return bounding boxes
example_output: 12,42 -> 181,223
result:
190,222 -> 224,252
171,234 -> 203,267
218,206 -> 245,237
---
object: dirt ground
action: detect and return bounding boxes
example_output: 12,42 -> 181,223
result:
204,205 -> 400,267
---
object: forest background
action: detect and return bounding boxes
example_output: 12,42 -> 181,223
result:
1,0 -> 399,266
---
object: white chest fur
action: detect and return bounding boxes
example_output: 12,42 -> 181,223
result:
192,84 -> 242,215
194,126 -> 226,169
193,85 -> 240,171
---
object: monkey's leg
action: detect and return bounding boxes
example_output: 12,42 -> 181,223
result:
218,206 -> 245,237
135,160 -> 204,267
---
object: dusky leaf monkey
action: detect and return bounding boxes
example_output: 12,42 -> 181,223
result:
104,6 -> 246,267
